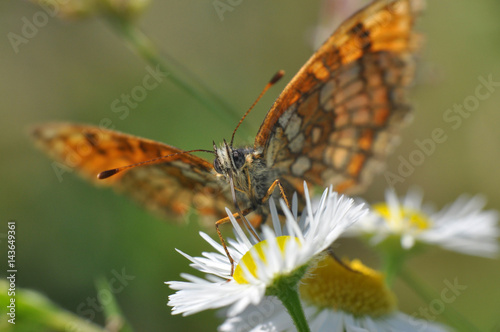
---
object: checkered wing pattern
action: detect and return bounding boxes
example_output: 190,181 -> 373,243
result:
31,123 -> 230,224
255,0 -> 423,195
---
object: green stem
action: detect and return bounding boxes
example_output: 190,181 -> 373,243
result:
45,311 -> 106,332
379,240 -> 408,287
95,277 -> 135,332
0,279 -> 105,332
399,268 -> 480,332
268,276 -> 310,332
104,15 -> 249,135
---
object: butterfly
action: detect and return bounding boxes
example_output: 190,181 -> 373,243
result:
31,0 -> 423,232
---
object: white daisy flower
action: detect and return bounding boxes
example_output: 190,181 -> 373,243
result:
166,184 -> 367,317
347,188 -> 499,258
220,255 -> 450,332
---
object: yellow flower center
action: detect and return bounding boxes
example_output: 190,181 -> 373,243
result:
300,255 -> 397,317
373,203 -> 431,231
233,236 -> 299,284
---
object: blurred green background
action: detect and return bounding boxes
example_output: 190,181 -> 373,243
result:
1,0 -> 500,331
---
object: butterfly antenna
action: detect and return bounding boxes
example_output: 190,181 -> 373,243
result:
97,149 -> 214,179
230,70 -> 285,147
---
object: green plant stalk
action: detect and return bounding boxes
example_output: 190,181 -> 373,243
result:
42,310 -> 106,332
105,15 -> 250,135
0,280 -> 105,332
267,265 -> 311,332
95,277 -> 135,332
378,237 -> 409,287
399,267 -> 480,332
377,237 -> 479,331
381,249 -> 406,287
270,279 -> 310,332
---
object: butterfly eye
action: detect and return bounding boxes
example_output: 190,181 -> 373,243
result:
232,150 -> 246,169
213,158 -> 223,174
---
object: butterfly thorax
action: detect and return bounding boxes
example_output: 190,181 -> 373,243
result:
213,143 -> 275,209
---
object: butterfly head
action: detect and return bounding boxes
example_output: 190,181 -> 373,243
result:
213,140 -> 250,179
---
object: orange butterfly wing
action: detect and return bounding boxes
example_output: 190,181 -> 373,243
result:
255,0 -> 423,195
31,123 -> 230,224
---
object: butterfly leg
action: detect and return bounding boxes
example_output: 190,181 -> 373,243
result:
326,247 -> 358,273
261,179 -> 290,209
215,208 -> 253,276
